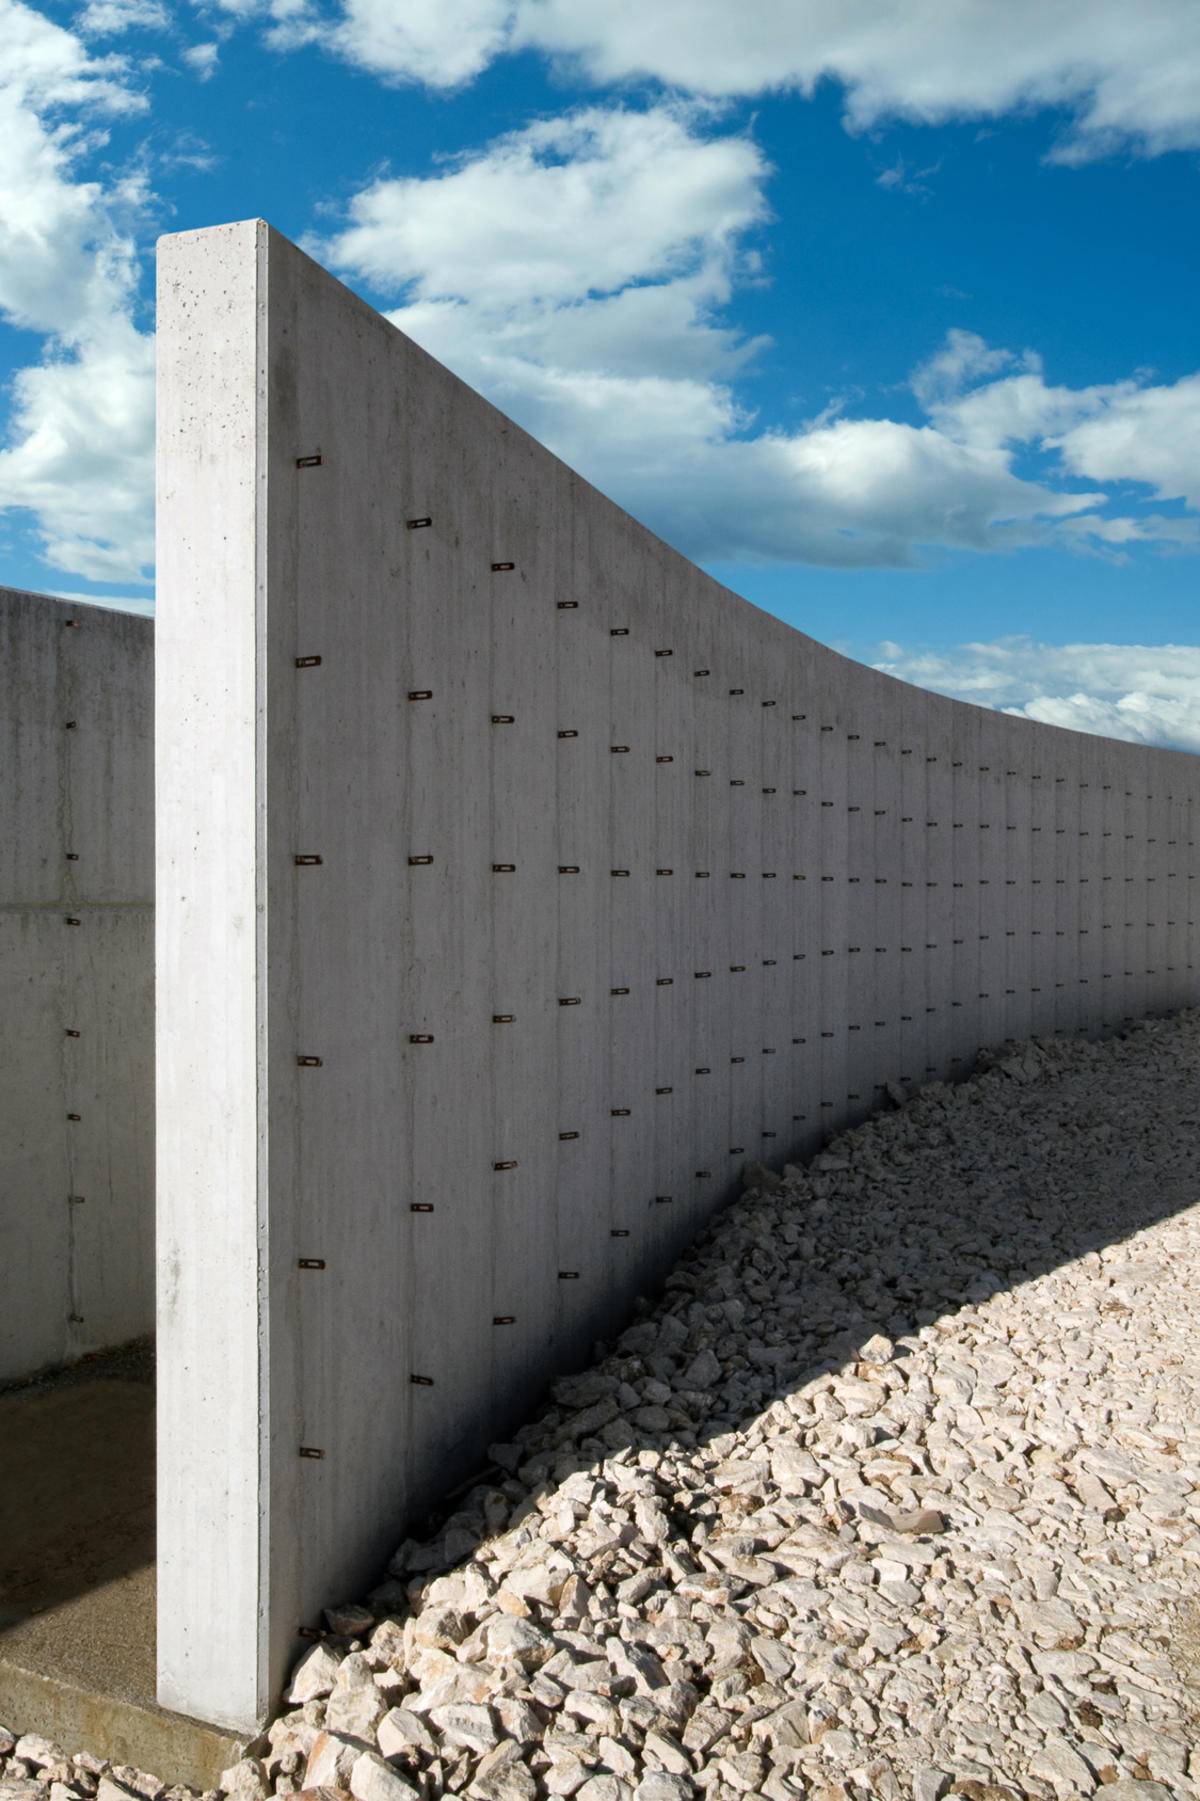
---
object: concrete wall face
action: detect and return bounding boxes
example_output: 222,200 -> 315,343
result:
155,220 -> 1200,1731
0,587 -> 154,1384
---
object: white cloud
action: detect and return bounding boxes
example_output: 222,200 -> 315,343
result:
0,0 -> 155,585
0,316 -> 155,581
1050,377 -> 1200,514
0,0 -> 143,112
195,0 -> 508,85
321,105 -> 1197,572
283,0 -> 1200,163
158,128 -> 216,170
327,106 -> 769,307
328,0 -> 512,87
75,0 -> 170,35
181,39 -> 220,77
875,155 -> 940,198
911,327 -> 1032,410
199,0 -> 321,44
872,637 -> 1200,754
918,333 -> 1200,517
1016,690 -> 1200,750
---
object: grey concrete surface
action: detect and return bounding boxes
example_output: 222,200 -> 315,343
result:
0,588 -> 153,1384
155,220 -> 267,1734
0,1357 -> 246,1790
154,218 -> 1200,1732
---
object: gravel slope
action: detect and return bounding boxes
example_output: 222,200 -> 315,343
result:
5,1013 -> 1200,1801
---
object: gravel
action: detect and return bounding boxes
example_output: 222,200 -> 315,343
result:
4,1013 -> 1200,1801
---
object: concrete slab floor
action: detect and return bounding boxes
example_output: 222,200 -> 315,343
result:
0,1345 -> 248,1791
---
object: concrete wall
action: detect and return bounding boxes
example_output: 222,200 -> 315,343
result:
0,587 -> 154,1384
155,219 -> 1200,1731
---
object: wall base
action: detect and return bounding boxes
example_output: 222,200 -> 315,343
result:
0,1661 -> 248,1795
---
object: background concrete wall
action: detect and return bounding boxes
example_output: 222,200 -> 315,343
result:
0,587 -> 154,1385
155,219 -> 1200,1731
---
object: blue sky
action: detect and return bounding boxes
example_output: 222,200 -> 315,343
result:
1,0 -> 1198,745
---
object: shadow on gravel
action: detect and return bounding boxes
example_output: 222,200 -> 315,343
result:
337,1017 -> 1200,1628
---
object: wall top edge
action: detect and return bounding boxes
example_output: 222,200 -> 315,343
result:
0,584 -> 154,629
156,221 -> 1198,772
156,217 -> 267,254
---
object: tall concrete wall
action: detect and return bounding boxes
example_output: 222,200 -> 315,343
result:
155,219 -> 1200,1731
0,587 -> 154,1384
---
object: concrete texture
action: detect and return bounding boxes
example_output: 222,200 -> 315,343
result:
154,218 -> 1200,1732
0,588 -> 154,1384
155,219 -> 266,1735
0,1356 -> 246,1789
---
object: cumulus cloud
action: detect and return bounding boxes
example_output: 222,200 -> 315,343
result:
1,316 -> 156,582
195,0 -> 512,86
272,0 -> 1200,163
1050,379 -> 1200,514
918,331 -> 1200,517
327,0 -> 512,87
872,637 -> 1200,754
321,106 -> 1197,571
329,106 -> 769,306
0,0 -> 155,585
1,0 -> 142,111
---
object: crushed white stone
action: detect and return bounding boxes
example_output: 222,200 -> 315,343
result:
4,1015 -> 1200,1801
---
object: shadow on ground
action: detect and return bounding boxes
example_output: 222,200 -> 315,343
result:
342,1019 -> 1200,1627
0,1340 -> 155,1635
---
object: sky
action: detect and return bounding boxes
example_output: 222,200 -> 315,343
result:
0,0 -> 1198,749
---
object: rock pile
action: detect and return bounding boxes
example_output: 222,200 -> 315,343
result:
4,1014 -> 1199,1801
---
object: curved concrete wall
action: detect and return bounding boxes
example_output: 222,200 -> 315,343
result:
155,220 -> 1200,1728
0,587 -> 154,1383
